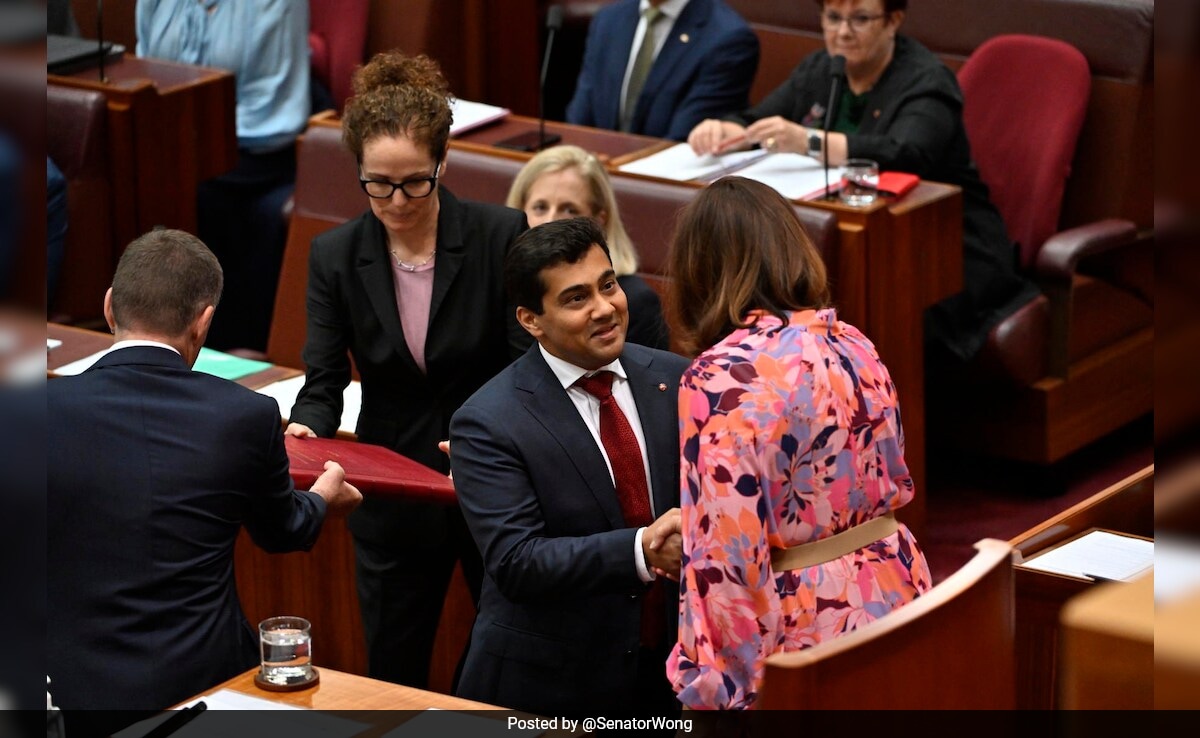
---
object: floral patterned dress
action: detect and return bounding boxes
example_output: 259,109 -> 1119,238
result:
666,309 -> 933,710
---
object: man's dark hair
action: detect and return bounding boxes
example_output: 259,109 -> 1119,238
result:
505,218 -> 610,314
111,229 -> 223,337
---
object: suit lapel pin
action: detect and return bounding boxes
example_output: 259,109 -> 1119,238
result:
680,33 -> 690,43
658,383 -> 668,392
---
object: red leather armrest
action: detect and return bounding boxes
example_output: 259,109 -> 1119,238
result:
1034,219 -> 1138,283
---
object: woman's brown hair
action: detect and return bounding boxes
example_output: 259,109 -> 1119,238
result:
666,176 -> 831,356
341,51 -> 452,163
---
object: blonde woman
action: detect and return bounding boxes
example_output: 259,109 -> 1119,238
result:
507,145 -> 669,350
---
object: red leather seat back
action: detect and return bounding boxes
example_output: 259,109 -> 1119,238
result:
957,35 -> 1090,269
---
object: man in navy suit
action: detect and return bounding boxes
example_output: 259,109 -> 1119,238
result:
451,218 -> 690,716
47,229 -> 362,713
566,0 -> 759,141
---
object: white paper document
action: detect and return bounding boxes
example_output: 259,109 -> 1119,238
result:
257,374 -> 362,435
617,142 -> 767,182
1020,530 -> 1154,582
734,153 -> 845,201
115,690 -> 369,738
449,98 -> 510,136
47,338 -> 62,350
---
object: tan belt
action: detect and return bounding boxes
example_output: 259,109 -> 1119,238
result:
770,512 -> 899,571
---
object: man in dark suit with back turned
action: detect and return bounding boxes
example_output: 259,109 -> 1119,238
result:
47,229 -> 362,713
451,218 -> 690,717
566,0 -> 759,141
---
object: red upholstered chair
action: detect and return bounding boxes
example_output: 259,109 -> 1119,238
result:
308,0 -> 369,111
930,35 -> 1153,465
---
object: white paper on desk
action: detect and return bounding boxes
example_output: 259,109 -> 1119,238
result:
47,338 -> 63,350
1020,530 -> 1153,582
382,709 -> 544,738
450,98 -> 510,136
734,153 -> 845,201
115,690 -> 369,738
51,347 -> 109,376
617,142 -> 767,182
257,374 -> 362,435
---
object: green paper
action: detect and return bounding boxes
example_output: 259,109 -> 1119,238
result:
192,347 -> 273,381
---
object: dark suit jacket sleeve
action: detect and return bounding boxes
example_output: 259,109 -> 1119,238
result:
450,402 -> 644,603
243,397 -> 327,553
666,23 -> 759,141
290,230 -> 353,437
564,9 -> 606,127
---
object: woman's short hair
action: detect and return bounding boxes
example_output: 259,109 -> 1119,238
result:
111,228 -> 223,337
506,145 -> 639,277
342,51 -> 452,164
666,177 -> 830,356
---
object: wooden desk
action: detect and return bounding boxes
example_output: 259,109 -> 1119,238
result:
49,54 -> 238,248
47,323 -> 299,389
203,666 -> 501,711
1058,573 -> 1153,709
1007,465 -> 1154,709
1153,588 -> 1200,709
308,109 -> 667,168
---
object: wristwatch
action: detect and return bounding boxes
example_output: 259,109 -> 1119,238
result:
807,131 -> 823,158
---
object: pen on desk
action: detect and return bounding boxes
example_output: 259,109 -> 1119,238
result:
1082,573 -> 1119,584
142,701 -> 207,738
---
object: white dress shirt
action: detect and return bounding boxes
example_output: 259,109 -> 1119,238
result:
539,344 -> 657,582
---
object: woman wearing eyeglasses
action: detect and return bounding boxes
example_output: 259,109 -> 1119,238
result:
286,51 -> 531,689
687,0 -> 1036,365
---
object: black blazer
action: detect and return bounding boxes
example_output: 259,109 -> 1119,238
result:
450,343 -> 689,716
290,188 -> 531,544
47,347 -> 326,710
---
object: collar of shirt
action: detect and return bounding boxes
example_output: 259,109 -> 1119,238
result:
110,339 -> 181,356
640,0 -> 690,23
538,344 -> 628,390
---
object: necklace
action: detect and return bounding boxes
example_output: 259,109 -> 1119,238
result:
390,248 -> 436,272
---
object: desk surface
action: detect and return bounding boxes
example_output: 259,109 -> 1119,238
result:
201,666 -> 501,711
47,323 -> 300,390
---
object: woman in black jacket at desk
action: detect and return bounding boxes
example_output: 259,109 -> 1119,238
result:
285,51 -> 530,688
688,0 -> 1036,362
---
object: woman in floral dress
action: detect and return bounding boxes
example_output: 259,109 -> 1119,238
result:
664,177 -> 932,710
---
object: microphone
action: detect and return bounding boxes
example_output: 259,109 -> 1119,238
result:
497,5 -> 564,152
822,55 -> 846,200
97,0 -> 106,82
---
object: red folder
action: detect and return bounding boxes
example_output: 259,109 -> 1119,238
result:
878,171 -> 919,198
285,436 -> 456,505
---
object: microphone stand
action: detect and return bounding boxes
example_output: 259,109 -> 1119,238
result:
822,56 -> 846,200
497,6 -> 564,152
97,0 -> 107,82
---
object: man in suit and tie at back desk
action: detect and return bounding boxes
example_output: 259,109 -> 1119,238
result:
46,229 -> 362,723
566,0 -> 759,141
450,218 -> 690,717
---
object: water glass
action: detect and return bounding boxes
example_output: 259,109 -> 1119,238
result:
840,159 -> 880,206
259,616 -> 313,686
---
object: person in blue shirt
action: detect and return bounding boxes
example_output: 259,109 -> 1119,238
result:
136,0 -> 310,351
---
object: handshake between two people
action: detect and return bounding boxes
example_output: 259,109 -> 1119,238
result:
644,507 -> 683,582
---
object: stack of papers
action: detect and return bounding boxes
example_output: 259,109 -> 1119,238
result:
1019,529 -> 1154,582
449,98 -> 510,136
617,143 -> 843,200
256,375 -> 362,435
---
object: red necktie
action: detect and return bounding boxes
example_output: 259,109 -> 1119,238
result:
574,370 -> 665,648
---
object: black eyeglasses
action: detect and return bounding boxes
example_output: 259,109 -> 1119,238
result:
821,11 -> 885,31
359,164 -> 441,199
